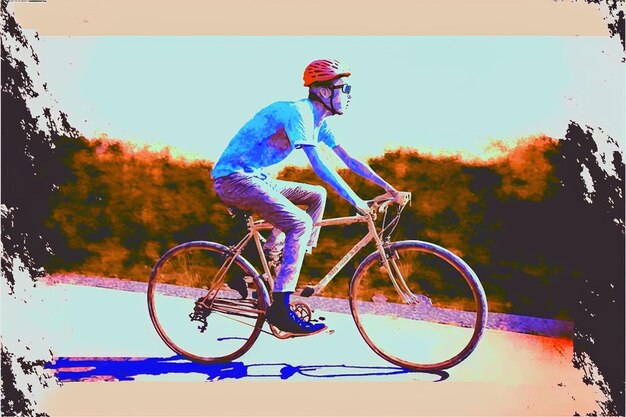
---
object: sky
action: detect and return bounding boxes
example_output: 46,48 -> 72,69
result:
35,35 -> 624,167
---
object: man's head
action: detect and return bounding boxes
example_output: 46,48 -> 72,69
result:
303,59 -> 352,115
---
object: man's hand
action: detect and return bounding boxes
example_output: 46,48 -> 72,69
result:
385,187 -> 401,201
385,188 -> 411,206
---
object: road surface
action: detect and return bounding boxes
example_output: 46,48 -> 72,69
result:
5,276 -> 606,416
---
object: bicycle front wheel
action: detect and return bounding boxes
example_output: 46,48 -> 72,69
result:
350,240 -> 487,371
148,241 -> 269,363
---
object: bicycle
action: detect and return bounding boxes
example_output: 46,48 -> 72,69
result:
147,192 -> 488,371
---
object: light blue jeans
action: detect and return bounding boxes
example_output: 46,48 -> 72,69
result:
213,172 -> 326,292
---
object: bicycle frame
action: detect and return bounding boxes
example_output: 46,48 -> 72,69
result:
224,205 -> 415,303
148,189 -> 487,369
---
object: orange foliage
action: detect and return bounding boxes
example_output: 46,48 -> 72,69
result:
48,133 -> 573,319
452,135 -> 559,201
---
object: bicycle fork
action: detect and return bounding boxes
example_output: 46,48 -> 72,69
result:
369,220 -> 417,305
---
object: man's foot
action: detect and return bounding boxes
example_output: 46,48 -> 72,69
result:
226,275 -> 248,299
265,302 -> 327,337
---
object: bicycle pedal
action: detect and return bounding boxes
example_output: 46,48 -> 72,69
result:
300,286 -> 315,297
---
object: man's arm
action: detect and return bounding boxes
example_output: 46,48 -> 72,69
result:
301,145 -> 370,213
332,145 -> 398,194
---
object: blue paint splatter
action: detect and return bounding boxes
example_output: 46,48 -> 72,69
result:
46,356 -> 448,382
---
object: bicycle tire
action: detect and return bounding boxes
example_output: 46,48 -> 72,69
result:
147,241 -> 270,363
350,240 -> 487,371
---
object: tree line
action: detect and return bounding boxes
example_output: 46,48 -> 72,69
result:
42,131 -> 623,323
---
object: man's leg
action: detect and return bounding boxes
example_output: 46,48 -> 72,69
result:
214,173 -> 326,335
270,179 -> 327,252
215,174 -> 310,290
263,228 -> 285,258
263,179 -> 327,262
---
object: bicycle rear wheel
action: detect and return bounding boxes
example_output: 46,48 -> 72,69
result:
148,241 -> 269,363
350,240 -> 487,371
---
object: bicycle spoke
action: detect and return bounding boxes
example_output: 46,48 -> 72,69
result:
200,254 -> 238,303
389,256 -> 428,305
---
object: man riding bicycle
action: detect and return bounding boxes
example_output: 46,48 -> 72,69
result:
212,59 -> 402,336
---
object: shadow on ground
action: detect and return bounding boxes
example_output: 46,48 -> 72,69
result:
46,356 -> 449,382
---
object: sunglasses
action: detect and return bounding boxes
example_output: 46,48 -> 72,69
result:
331,84 -> 352,94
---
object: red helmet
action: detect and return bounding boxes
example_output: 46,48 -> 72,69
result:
303,59 -> 351,87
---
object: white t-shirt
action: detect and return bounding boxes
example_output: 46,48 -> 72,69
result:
211,98 -> 337,179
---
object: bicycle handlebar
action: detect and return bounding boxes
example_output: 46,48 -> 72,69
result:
367,191 -> 412,213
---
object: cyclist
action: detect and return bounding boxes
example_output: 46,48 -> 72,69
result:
212,59 -> 401,336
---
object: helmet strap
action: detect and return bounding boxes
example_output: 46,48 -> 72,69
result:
308,90 -> 341,116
